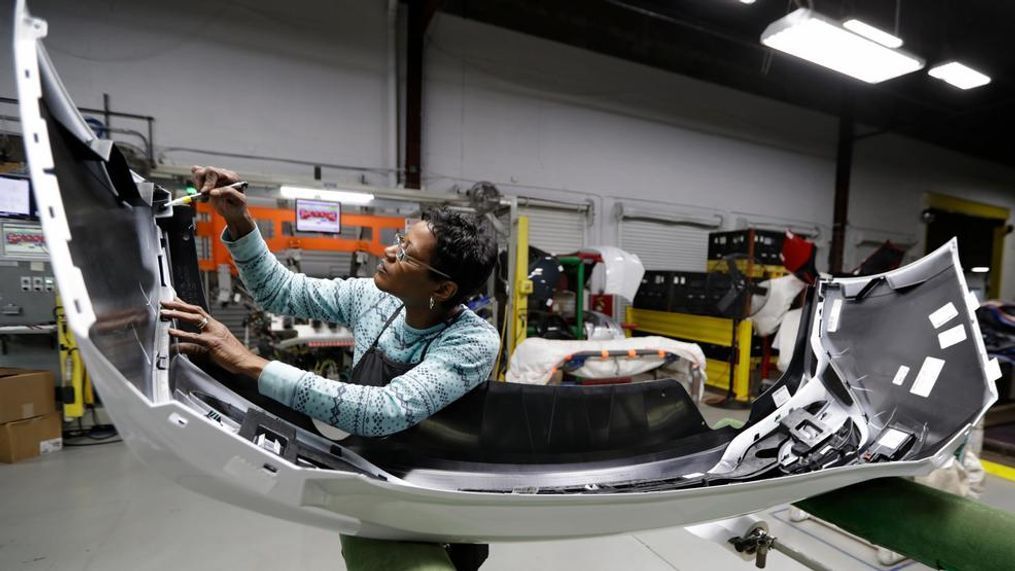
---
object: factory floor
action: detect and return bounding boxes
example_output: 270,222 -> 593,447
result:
3,403 -> 1015,571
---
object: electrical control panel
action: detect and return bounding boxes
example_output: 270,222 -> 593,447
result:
0,221 -> 55,325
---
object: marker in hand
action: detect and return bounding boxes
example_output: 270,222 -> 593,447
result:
163,180 -> 249,209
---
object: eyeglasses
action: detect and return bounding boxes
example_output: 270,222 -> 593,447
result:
393,232 -> 452,280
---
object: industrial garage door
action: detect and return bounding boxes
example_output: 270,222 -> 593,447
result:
619,219 -> 710,271
519,206 -> 588,255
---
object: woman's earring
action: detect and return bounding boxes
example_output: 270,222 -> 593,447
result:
429,296 -> 436,311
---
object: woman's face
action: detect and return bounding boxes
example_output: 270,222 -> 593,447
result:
373,221 -> 455,307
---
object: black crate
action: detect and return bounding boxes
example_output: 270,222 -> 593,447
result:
674,271 -> 746,317
635,271 -> 712,313
708,229 -> 784,266
668,271 -> 709,314
635,269 -> 761,319
706,272 -> 751,318
633,270 -> 673,311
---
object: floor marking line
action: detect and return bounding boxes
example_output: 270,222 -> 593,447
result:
982,459 -> 1015,483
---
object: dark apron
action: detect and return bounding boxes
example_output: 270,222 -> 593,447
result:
341,303 -> 487,571
349,303 -> 462,387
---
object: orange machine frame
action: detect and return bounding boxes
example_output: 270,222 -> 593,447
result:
194,202 -> 406,272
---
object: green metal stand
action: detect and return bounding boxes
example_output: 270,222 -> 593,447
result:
558,255 -> 591,340
794,477 -> 1015,571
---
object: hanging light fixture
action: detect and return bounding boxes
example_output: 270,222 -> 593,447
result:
761,9 -> 924,84
279,186 -> 375,204
928,61 -> 991,90
842,19 -> 904,48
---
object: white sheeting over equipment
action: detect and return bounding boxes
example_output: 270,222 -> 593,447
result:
752,274 -> 807,336
774,308 -> 803,372
507,336 -> 707,385
585,245 -> 645,301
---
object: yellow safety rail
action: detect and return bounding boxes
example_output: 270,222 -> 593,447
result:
706,259 -> 788,279
626,307 -> 753,401
502,216 -> 532,380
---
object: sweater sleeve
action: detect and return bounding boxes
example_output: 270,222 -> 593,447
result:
222,227 -> 370,326
257,324 -> 500,436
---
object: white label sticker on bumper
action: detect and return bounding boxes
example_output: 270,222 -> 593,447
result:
772,386 -> 790,407
937,324 -> 967,350
827,299 -> 843,333
877,428 -> 909,450
910,357 -> 945,398
928,302 -> 958,329
891,366 -> 910,386
987,358 -> 1002,382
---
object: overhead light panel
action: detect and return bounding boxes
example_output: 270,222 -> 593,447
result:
280,186 -> 374,204
761,9 -> 924,84
842,19 -> 903,48
928,62 -> 991,90
738,0 -> 757,4
970,266 -> 990,273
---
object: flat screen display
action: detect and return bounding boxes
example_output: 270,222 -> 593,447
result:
0,176 -> 32,218
1,222 -> 47,259
295,199 -> 341,234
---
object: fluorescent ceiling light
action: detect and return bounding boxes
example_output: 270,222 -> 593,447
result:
928,62 -> 991,90
971,266 -> 990,273
761,9 -> 924,84
842,19 -> 903,48
738,0 -> 757,4
280,186 -> 374,204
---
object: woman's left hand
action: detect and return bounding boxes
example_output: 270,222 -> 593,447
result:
160,298 -> 268,378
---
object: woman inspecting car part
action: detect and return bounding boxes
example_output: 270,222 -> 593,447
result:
160,166 -> 500,571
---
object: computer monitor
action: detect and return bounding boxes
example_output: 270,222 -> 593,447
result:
0,175 -> 35,219
295,199 -> 341,234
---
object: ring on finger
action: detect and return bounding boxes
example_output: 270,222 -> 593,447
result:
197,316 -> 209,331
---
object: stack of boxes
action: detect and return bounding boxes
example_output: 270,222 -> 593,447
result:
0,368 -> 61,463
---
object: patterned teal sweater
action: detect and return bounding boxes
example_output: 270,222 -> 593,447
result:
223,229 -> 500,436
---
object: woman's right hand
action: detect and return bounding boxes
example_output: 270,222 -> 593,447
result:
191,165 -> 254,239
191,165 -> 247,221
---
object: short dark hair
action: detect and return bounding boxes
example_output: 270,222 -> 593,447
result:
422,206 -> 497,306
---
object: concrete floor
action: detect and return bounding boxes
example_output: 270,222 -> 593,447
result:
3,419 -> 1015,570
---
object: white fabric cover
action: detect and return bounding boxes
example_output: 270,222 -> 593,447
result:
507,336 -> 707,386
773,308 -> 803,372
585,245 -> 645,301
752,274 -> 807,336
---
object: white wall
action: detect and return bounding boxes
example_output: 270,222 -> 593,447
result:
851,135 -> 1015,297
422,13 -> 838,254
1,0 -> 397,184
3,2 -> 1013,296
422,13 -> 1015,296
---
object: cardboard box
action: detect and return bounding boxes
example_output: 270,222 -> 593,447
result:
0,411 -> 62,463
0,368 -> 56,424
